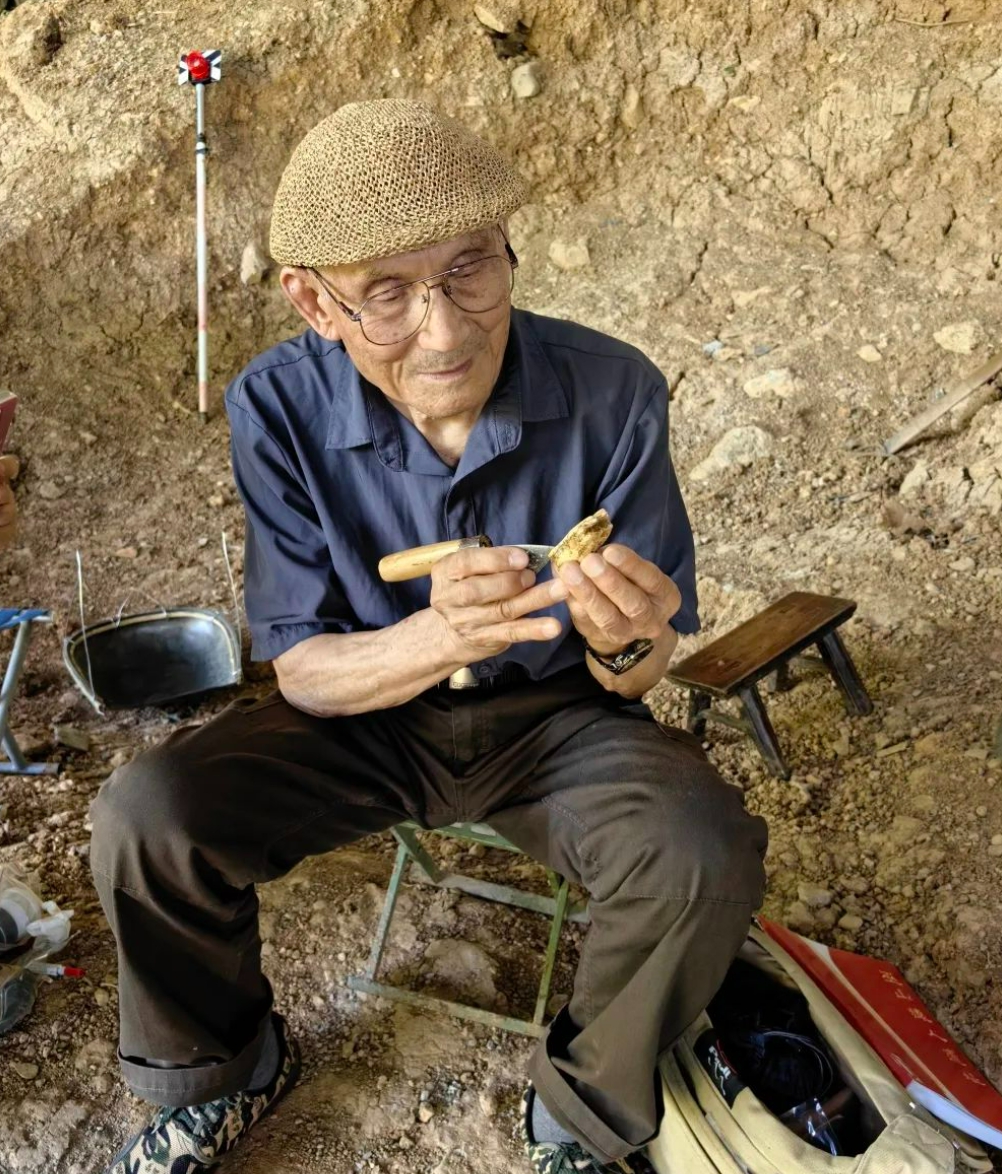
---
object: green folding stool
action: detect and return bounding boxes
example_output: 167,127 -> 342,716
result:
348,821 -> 589,1037
0,609 -> 58,777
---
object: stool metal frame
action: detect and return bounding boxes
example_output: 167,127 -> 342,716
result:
0,612 -> 58,777
347,821 -> 588,1037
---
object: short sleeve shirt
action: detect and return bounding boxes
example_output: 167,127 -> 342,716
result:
225,308 -> 699,678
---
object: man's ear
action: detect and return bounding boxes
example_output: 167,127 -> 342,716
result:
280,267 -> 343,341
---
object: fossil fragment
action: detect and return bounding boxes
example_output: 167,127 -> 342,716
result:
549,509 -> 613,569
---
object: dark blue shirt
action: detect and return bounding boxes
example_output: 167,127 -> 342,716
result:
226,309 -> 699,677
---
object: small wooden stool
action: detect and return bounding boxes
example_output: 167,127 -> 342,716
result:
666,592 -> 873,780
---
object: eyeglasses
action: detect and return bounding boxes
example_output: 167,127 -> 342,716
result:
312,243 -> 518,346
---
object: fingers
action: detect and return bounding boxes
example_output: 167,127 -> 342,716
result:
432,548 -> 566,655
562,565 -> 641,644
433,546 -> 564,618
0,458 -> 19,549
437,544 -> 529,582
560,559 -> 657,640
438,605 -> 562,652
600,545 -> 682,618
443,579 -> 564,632
0,489 -> 16,549
444,567 -> 536,608
567,548 -> 680,621
493,578 -> 565,623
558,546 -> 681,642
480,615 -> 564,645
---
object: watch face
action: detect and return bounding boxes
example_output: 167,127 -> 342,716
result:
614,649 -> 644,674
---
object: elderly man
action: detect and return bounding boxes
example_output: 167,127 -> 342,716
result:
92,101 -> 767,1174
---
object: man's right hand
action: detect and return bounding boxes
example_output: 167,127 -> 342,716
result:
0,455 -> 19,552
430,545 -> 567,661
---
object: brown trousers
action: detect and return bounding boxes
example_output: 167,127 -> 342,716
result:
89,666 -> 767,1163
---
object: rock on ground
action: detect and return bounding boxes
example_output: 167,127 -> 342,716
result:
690,426 -> 775,481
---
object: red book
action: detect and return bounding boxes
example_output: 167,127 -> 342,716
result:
758,916 -> 1002,1149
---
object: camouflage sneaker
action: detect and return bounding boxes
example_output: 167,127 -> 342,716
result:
521,1086 -> 656,1174
105,1013 -> 301,1173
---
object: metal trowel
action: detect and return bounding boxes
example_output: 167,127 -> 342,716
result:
378,536 -> 554,582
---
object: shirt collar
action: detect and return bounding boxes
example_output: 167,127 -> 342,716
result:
324,341 -> 373,450
324,309 -> 570,463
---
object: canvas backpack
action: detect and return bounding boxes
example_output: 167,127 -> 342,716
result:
648,927 -> 992,1174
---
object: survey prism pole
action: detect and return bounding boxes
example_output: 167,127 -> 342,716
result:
177,50 -> 222,422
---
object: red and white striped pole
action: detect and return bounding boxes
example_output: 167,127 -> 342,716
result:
177,50 -> 222,423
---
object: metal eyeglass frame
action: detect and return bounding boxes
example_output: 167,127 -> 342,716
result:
310,242 -> 519,346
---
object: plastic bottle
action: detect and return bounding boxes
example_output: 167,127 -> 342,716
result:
0,868 -> 78,1035
782,1098 -> 843,1155
0,880 -> 44,947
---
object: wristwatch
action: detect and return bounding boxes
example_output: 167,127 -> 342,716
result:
583,637 -> 655,675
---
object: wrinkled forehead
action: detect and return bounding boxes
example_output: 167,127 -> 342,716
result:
326,224 -> 504,291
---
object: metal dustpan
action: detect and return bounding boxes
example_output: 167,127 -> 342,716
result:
63,607 -> 242,711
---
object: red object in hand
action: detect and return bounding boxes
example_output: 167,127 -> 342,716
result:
186,51 -> 210,82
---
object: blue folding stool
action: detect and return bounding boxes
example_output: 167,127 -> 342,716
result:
0,609 -> 58,776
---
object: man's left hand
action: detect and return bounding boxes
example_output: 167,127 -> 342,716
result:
553,543 -> 682,654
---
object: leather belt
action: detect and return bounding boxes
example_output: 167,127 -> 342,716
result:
434,663 -> 530,694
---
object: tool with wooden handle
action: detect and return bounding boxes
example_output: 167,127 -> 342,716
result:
378,536 -> 554,582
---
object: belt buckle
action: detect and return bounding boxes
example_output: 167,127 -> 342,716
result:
448,668 -> 480,690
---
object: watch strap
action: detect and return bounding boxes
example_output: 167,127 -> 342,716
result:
583,636 -> 655,675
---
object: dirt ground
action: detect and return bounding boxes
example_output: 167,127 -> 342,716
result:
0,0 -> 1001,1170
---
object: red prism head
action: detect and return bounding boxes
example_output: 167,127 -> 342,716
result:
177,50 -> 221,86
186,51 -> 210,82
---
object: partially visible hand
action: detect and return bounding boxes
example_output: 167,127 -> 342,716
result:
557,543 -> 681,654
430,545 -> 565,661
0,455 -> 19,552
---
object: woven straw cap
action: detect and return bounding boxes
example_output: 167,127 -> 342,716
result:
270,100 -> 528,268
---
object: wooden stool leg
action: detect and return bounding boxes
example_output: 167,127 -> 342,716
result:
737,684 -> 790,780
687,690 -> 712,739
817,629 -> 873,716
